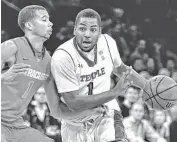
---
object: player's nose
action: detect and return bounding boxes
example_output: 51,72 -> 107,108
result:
84,30 -> 91,38
48,21 -> 53,27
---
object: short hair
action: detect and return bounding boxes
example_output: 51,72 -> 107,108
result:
18,5 -> 46,31
131,102 -> 144,111
75,8 -> 101,27
126,85 -> 141,93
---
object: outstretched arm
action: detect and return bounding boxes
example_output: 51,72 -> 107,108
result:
113,63 -> 148,90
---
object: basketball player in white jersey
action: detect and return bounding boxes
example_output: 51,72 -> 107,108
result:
51,9 -> 148,142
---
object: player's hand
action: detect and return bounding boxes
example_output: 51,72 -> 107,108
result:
112,66 -> 133,95
1,63 -> 31,81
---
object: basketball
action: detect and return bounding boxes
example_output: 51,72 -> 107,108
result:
143,75 -> 177,110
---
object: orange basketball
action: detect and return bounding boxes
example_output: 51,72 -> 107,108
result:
143,75 -> 177,110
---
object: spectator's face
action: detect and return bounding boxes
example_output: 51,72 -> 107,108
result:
154,110 -> 166,126
166,59 -> 175,70
125,87 -> 139,103
172,72 -> 177,82
74,17 -> 101,52
113,8 -> 124,18
129,25 -> 138,37
131,104 -> 144,120
137,40 -> 146,52
29,10 -> 53,40
158,68 -> 170,76
1,30 -> 9,42
170,105 -> 177,121
133,59 -> 146,72
35,88 -> 46,103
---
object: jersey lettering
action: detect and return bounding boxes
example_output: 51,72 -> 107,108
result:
24,68 -> 49,81
80,67 -> 105,82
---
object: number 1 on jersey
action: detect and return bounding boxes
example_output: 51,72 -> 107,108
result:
87,82 -> 93,95
22,81 -> 34,98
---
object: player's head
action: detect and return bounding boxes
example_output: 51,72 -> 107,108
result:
125,85 -> 141,104
18,5 -> 53,40
74,8 -> 101,52
130,102 -> 144,121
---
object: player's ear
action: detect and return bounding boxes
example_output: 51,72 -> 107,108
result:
25,22 -> 33,31
99,27 -> 102,37
73,26 -> 76,36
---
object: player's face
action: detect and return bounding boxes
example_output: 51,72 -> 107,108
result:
30,10 -> 53,40
131,104 -> 144,121
74,17 -> 101,52
126,87 -> 139,103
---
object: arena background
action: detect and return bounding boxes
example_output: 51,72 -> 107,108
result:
1,0 -> 177,142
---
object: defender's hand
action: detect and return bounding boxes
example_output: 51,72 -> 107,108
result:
1,63 -> 31,81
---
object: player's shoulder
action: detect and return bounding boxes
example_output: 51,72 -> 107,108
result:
99,34 -> 116,43
52,38 -> 76,61
1,39 -> 18,55
56,37 -> 75,51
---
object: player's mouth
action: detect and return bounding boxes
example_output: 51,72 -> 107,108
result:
48,29 -> 53,35
82,41 -> 91,46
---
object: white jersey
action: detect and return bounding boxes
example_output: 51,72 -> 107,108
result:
51,34 -> 122,122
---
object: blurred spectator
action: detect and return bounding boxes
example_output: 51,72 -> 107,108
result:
130,40 -> 148,62
152,110 -> 170,140
120,85 -> 141,118
107,23 -> 130,62
171,71 -> 177,82
56,20 -> 74,44
166,59 -> 176,75
1,30 -> 9,42
158,68 -> 170,77
139,71 -> 152,80
169,105 -> 177,142
29,87 -> 50,132
123,102 -> 167,142
124,24 -> 144,54
130,39 -> 152,72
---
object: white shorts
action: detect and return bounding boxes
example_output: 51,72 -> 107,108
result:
61,110 -> 128,142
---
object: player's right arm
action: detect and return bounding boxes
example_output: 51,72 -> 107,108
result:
51,50 -> 131,112
1,40 -> 30,81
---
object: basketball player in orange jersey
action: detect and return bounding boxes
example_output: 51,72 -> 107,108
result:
51,8 -> 150,142
1,5 -> 114,142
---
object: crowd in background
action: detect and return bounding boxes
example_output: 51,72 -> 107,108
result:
1,0 -> 177,142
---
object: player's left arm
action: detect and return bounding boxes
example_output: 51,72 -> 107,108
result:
105,34 -> 148,90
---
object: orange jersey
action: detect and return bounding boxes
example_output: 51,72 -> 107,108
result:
1,37 -> 51,128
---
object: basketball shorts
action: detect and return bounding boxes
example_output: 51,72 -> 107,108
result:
61,110 -> 128,142
1,124 -> 54,142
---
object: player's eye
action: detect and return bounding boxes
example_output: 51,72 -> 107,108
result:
79,27 -> 86,32
91,28 -> 97,32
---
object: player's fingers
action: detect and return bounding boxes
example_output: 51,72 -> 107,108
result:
13,64 -> 31,69
14,68 -> 29,73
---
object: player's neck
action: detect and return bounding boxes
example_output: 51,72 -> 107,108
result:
25,33 -> 44,53
76,43 -> 95,62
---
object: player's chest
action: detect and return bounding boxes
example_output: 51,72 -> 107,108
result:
75,51 -> 113,83
17,55 -> 50,82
